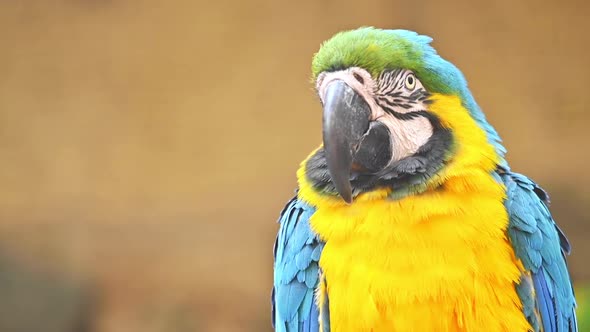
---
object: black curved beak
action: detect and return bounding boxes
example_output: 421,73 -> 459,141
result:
322,80 -> 371,203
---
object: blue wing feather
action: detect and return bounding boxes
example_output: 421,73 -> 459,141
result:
272,196 -> 324,332
500,170 -> 577,332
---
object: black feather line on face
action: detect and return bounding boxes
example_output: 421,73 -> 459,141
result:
387,109 -> 429,121
376,88 -> 430,111
305,111 -> 453,197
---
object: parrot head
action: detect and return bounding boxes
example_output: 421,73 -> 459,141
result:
304,27 -> 506,203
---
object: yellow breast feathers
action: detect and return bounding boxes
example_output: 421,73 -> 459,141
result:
296,94 -> 531,331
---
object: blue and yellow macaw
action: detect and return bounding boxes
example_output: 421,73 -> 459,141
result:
271,27 -> 577,331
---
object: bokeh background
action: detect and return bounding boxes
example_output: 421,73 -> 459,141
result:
0,1 -> 588,331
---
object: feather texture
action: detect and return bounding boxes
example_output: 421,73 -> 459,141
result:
272,197 -> 323,332
274,27 -> 577,332
501,170 -> 577,332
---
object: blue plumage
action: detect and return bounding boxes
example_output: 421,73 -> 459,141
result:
272,197 -> 323,332
501,169 -> 577,332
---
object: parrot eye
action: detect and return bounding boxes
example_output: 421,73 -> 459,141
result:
353,72 -> 365,84
404,74 -> 416,90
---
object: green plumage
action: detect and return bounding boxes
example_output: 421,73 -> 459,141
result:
311,27 -> 508,163
312,27 -> 453,95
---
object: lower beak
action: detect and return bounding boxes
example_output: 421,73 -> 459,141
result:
322,80 -> 371,203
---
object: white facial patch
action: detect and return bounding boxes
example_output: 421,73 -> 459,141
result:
317,68 -> 434,164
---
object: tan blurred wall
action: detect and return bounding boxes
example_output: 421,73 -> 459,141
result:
0,1 -> 588,331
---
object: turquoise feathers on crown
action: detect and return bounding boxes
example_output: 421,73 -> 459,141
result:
312,27 -> 507,163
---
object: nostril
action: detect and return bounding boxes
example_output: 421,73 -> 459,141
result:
352,72 -> 364,85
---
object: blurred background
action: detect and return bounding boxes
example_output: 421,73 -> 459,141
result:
0,1 -> 588,331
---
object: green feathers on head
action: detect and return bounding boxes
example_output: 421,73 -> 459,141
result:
311,26 -> 508,164
312,27 -> 457,95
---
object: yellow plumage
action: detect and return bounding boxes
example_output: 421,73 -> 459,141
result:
297,94 -> 531,331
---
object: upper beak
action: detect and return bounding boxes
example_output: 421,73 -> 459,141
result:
322,80 -> 371,203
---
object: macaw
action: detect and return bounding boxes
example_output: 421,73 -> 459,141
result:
271,27 -> 577,332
